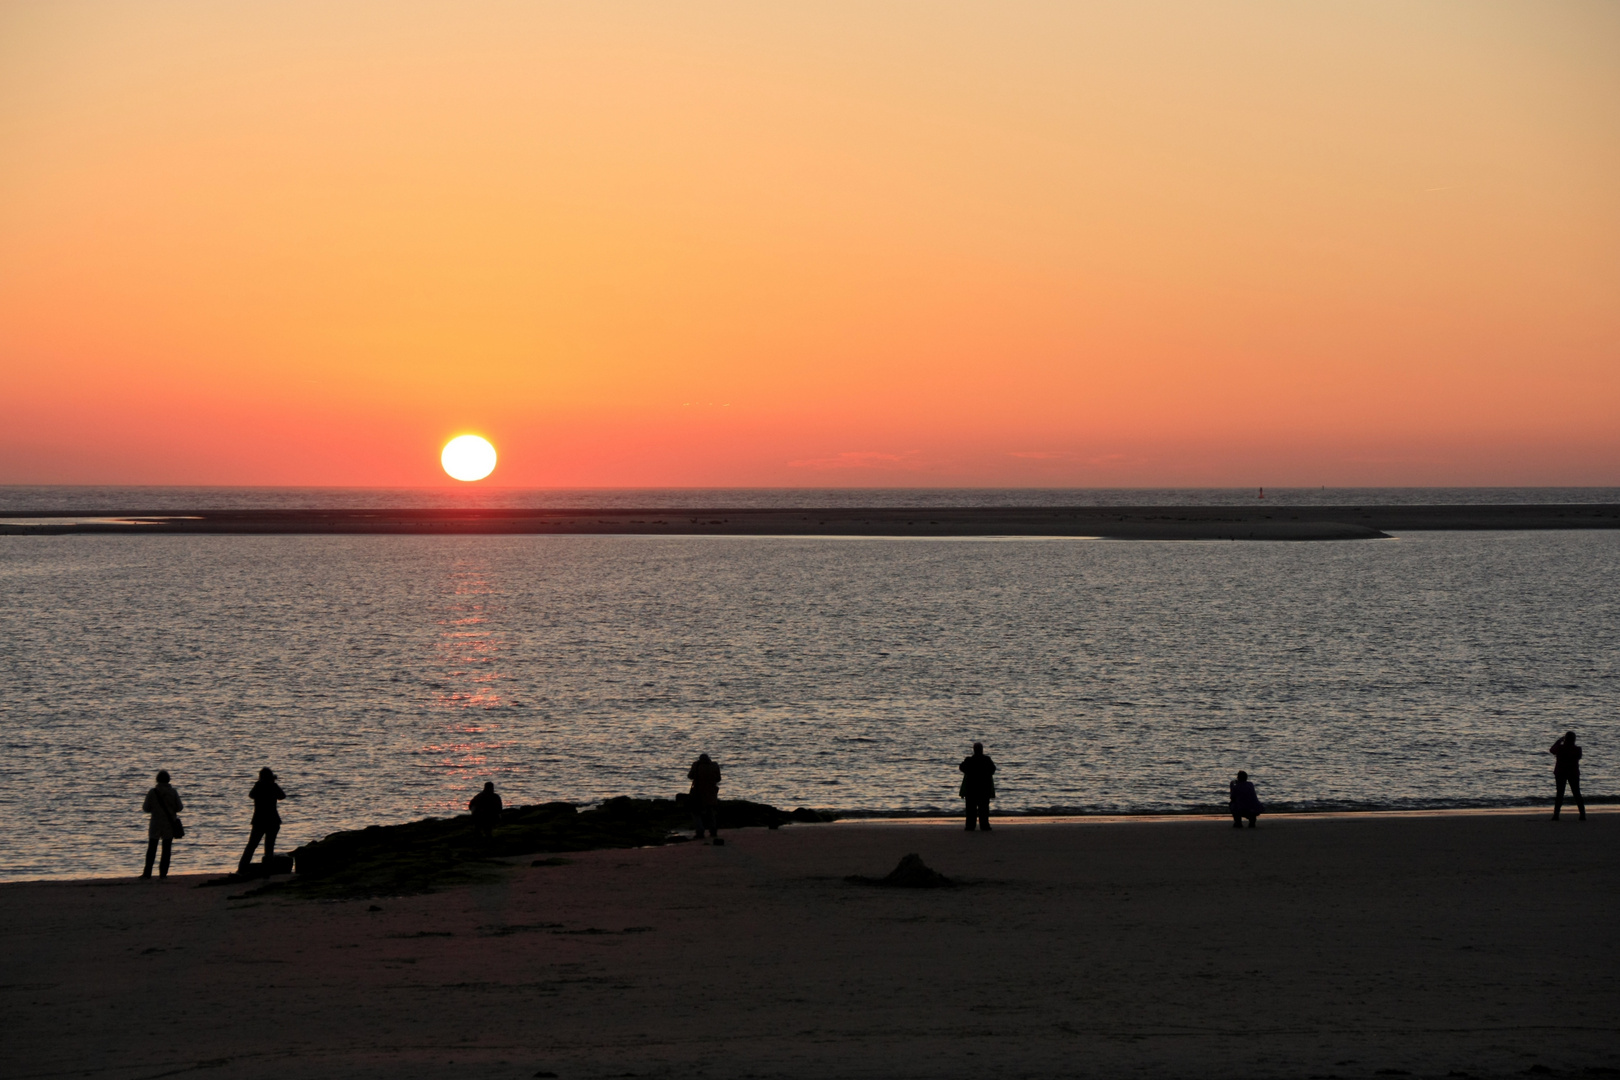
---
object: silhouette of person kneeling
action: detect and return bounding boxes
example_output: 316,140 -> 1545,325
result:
1229,771 -> 1262,828
688,753 -> 722,842
237,767 -> 286,874
960,742 -> 996,832
141,770 -> 184,879
1550,731 -> 1585,821
468,781 -> 503,840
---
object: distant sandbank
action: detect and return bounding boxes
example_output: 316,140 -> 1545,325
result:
4,502 -> 1619,538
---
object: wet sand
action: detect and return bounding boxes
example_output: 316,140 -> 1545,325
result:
3,503 -> 1619,538
4,811 -> 1616,1080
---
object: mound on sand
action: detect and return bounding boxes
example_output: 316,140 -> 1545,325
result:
846,852 -> 954,888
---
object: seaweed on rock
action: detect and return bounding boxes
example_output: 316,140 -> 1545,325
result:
268,796 -> 832,899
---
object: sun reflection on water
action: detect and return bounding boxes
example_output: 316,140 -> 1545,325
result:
420,561 -> 514,811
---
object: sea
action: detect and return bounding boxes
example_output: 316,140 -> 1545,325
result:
2,487 -> 1616,880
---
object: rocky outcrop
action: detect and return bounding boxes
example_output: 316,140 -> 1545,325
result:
281,796 -> 834,897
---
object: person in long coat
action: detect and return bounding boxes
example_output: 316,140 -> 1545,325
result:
960,743 -> 996,831
141,770 -> 183,879
687,753 -> 722,841
1229,771 -> 1263,828
237,767 -> 286,873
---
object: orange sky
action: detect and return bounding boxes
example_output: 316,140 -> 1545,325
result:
2,0 -> 1617,487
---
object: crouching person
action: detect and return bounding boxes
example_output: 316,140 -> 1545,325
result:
469,782 -> 503,841
1229,771 -> 1263,828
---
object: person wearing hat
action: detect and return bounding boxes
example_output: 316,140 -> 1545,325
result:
238,767 -> 286,874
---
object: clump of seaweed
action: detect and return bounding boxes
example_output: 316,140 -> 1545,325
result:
245,796 -> 831,899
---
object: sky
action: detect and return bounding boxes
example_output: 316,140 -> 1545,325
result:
2,0 -> 1617,488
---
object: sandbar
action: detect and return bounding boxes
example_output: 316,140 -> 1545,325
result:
1,504 -> 1619,538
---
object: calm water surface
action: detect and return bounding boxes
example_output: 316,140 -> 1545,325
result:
2,530 -> 1615,879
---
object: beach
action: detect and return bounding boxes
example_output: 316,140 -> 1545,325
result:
6,811 -> 1616,1080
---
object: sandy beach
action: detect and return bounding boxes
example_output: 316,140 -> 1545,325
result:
5,811 -> 1616,1080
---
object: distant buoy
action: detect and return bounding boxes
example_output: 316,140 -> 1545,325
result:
1258,487 -> 1264,499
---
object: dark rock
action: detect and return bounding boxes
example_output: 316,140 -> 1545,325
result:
217,851 -> 298,882
283,796 -> 834,898
846,853 -> 954,888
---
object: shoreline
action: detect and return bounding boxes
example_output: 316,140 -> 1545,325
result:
4,502 -> 1620,538
4,805 -> 1609,886
836,804 -> 1618,825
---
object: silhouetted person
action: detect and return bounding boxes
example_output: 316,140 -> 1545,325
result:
688,753 -> 722,841
1550,731 -> 1585,821
960,743 -> 996,831
141,770 -> 183,879
237,767 -> 285,873
468,781 -> 503,840
1230,770 -> 1262,828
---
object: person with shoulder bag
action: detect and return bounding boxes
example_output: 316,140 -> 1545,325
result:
141,770 -> 184,879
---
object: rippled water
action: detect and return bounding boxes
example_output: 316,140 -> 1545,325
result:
2,530 -> 1615,879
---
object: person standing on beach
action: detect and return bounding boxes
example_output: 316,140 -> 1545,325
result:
141,770 -> 183,879
1229,771 -> 1263,828
237,767 -> 285,873
1550,731 -> 1586,821
688,753 -> 722,842
960,743 -> 996,832
468,781 -> 503,840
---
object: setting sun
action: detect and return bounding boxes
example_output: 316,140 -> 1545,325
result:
1,1 -> 1616,488
440,435 -> 497,482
